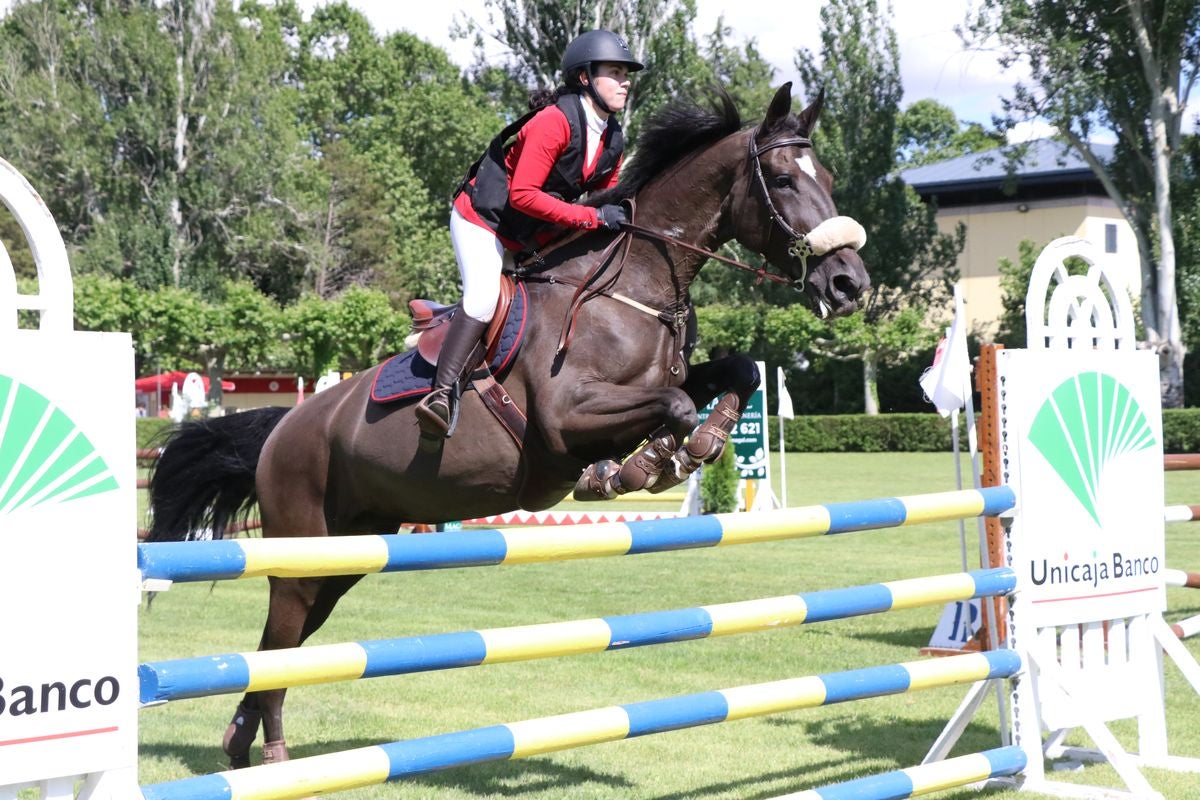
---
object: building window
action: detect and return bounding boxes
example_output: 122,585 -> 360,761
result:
1105,223 -> 1118,253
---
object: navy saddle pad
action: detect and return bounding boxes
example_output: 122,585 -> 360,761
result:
370,282 -> 528,404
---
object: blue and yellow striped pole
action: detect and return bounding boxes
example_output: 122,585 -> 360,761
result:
137,486 -> 1015,582
139,650 -> 1021,800
769,746 -> 1026,799
139,567 -> 1015,704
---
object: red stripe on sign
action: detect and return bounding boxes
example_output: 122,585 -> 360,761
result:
1031,586 -> 1160,604
0,725 -> 119,747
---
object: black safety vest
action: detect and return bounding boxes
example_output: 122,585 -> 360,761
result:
457,93 -> 624,248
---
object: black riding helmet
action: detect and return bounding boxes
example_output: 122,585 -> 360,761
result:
561,30 -> 644,114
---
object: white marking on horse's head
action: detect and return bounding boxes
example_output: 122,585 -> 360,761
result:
795,154 -> 817,180
666,225 -> 685,238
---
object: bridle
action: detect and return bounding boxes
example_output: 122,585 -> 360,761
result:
744,126 -> 819,283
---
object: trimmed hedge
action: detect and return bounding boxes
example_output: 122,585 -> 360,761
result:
138,409 -> 1200,455
136,417 -> 174,450
768,408 -> 1200,453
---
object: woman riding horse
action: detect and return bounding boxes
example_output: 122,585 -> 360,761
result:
148,82 -> 871,770
417,30 -> 642,439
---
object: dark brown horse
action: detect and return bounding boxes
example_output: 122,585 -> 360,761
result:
147,83 -> 870,768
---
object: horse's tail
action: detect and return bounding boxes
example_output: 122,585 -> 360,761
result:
146,407 -> 290,542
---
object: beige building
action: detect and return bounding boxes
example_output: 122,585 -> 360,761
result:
901,139 -> 1140,336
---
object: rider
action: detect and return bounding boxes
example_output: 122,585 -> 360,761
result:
415,29 -> 644,438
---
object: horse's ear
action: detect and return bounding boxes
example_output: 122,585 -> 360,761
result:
797,88 -> 825,136
760,82 -> 793,135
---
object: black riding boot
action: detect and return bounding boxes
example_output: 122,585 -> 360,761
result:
415,313 -> 490,438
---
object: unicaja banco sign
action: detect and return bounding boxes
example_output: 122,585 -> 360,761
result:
1000,353 -> 1165,627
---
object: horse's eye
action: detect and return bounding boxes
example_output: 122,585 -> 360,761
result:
773,175 -> 794,189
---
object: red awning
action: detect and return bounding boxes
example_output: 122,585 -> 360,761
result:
134,371 -> 236,395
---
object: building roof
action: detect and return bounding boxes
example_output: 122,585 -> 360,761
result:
900,139 -> 1113,204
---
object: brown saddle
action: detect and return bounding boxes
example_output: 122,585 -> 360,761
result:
406,275 -> 526,448
409,274 -> 517,368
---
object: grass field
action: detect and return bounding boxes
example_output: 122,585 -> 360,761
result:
130,452 -> 1200,800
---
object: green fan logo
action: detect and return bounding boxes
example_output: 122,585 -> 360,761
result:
1028,371 -> 1156,525
0,374 -> 119,515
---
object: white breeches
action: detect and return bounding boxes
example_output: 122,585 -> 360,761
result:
450,206 -> 514,323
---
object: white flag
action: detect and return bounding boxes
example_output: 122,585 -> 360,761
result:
919,285 -> 972,417
776,366 -> 795,420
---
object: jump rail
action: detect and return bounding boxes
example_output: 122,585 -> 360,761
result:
139,567 -> 1016,704
137,486 -> 1015,583
1164,454 -> 1200,471
139,650 -> 1022,800
769,746 -> 1027,800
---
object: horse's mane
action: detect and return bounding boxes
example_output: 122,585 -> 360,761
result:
589,88 -> 741,206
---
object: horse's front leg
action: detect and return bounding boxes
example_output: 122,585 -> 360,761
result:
670,354 -> 761,467
572,356 -> 760,500
549,381 -> 696,501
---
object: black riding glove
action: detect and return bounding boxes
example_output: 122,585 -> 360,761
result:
596,204 -> 628,230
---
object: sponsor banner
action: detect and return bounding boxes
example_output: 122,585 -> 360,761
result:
927,599 -> 982,651
697,361 -> 770,480
0,330 -> 137,785
998,349 -> 1165,627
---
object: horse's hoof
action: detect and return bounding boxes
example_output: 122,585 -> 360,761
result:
262,739 -> 290,764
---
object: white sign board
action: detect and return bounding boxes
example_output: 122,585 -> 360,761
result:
0,331 -> 138,787
998,349 -> 1165,627
927,599 -> 982,651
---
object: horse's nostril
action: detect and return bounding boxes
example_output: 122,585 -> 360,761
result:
832,273 -> 860,300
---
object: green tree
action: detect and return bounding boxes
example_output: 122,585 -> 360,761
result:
699,441 -> 738,513
72,273 -> 142,338
796,0 -> 964,414
332,284 -> 408,372
136,285 -> 211,374
283,294 -> 342,380
295,5 -> 501,304
896,98 -> 1003,167
461,0 -> 708,134
281,287 -> 407,379
965,0 -> 1200,407
197,281 -> 284,405
1177,134 -> 1200,351
0,0 -> 313,299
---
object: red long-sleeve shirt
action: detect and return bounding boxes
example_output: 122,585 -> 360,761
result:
454,103 -> 623,251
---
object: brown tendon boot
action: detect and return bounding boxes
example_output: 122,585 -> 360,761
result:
415,313 -> 490,438
261,739 -> 290,764
573,428 -> 678,501
681,393 -> 741,469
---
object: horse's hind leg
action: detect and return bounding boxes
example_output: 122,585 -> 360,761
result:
223,573 -> 363,767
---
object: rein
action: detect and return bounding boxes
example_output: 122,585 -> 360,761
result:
508,127 -> 830,355
619,222 -> 796,287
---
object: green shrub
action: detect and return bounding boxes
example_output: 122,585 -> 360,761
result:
700,442 -> 739,513
136,417 -> 174,449
1162,408 -> 1200,453
768,408 -> 1200,453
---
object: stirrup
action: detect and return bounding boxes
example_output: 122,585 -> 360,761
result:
416,387 -> 455,438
